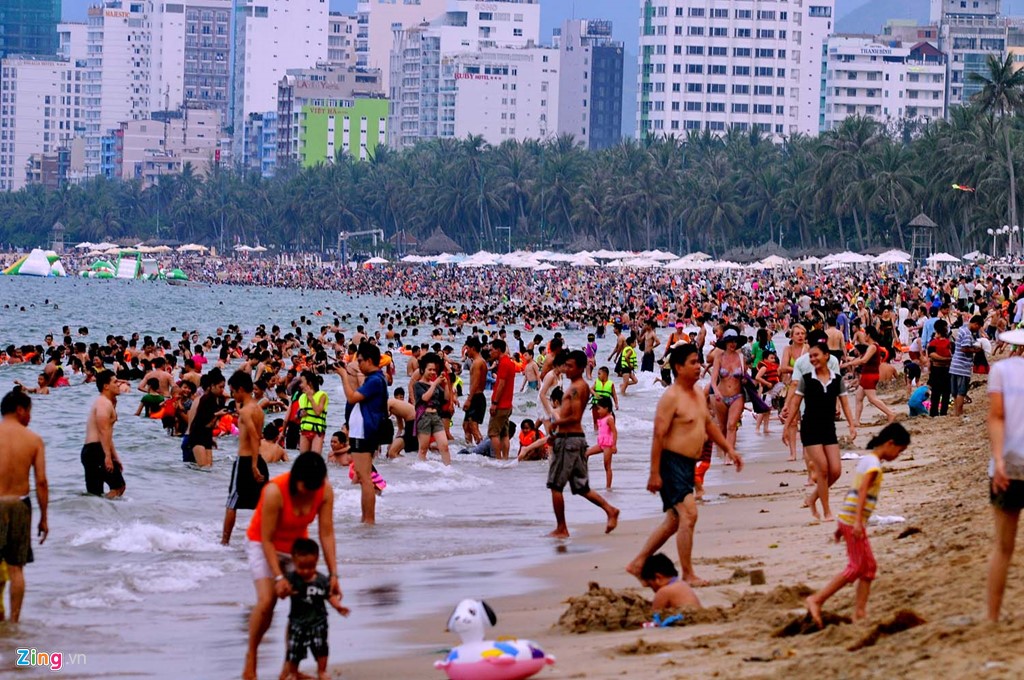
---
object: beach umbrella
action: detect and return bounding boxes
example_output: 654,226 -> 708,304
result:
177,244 -> 208,253
682,251 -> 712,261
796,256 -> 823,265
591,249 -> 617,259
569,254 -> 599,267
533,263 -> 556,271
823,262 -> 850,270
75,242 -> 95,250
874,252 -> 911,264
251,246 -> 267,253
604,259 -> 625,268
759,254 -> 790,268
365,256 -> 388,264
234,245 -> 255,252
642,249 -> 678,261
927,252 -> 961,263
401,254 -> 425,263
963,250 -> 986,261
623,257 -> 662,268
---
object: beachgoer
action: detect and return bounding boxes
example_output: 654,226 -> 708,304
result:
546,350 -> 619,538
280,538 -> 349,680
640,553 -> 701,612
618,334 -> 639,394
806,424 -> 910,627
844,327 -> 896,426
296,371 -> 328,455
487,339 -> 516,461
189,369 -> 226,467
627,344 -> 742,587
82,371 -> 126,498
710,326 -> 746,455
0,387 -> 48,623
222,371 -> 268,545
336,342 -> 388,524
986,333 -> 1024,622
461,337 -> 487,446
243,452 -> 338,680
413,352 -> 453,465
586,396 -> 618,490
950,315 -> 983,417
787,341 -> 858,521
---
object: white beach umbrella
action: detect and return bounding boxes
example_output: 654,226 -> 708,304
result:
569,254 -> 599,267
590,249 -> 617,259
963,250 -> 986,261
927,252 -> 961,263
177,244 -> 208,253
434,253 -> 462,264
251,246 -> 267,253
604,259 -> 625,268
796,256 -> 823,265
873,252 -> 911,264
710,260 -> 744,269
759,254 -> 790,268
400,254 -> 424,263
623,257 -> 662,268
533,263 -> 556,271
75,242 -> 95,250
823,262 -> 850,270
365,256 -> 388,264
682,251 -> 712,261
641,249 -> 678,261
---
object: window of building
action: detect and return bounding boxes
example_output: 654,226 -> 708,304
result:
736,28 -> 751,38
687,45 -> 704,55
707,102 -> 725,112
686,83 -> 703,93
688,26 -> 704,36
686,64 -> 703,74
710,65 -> 726,74
689,7 -> 705,17
733,66 -> 750,76
735,9 -> 752,19
708,83 -> 726,93
734,47 -> 751,57
733,84 -> 749,94
710,46 -> 727,56
732,103 -> 749,113
711,27 -> 727,36
684,101 -> 700,111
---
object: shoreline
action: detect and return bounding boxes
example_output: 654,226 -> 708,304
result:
334,386 -> 1024,679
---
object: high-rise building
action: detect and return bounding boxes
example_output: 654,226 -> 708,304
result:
556,19 -> 624,150
0,0 -> 61,59
329,12 -> 359,68
150,0 -> 232,122
231,0 -> 329,156
387,0 -> 550,149
823,36 -> 946,131
355,0 -> 448,91
115,107 -> 221,185
0,55 -> 79,190
932,0 -> 1008,107
636,0 -> 836,139
275,63 -> 385,166
82,1 -> 152,179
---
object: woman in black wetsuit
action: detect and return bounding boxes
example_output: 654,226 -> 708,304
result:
785,341 -> 857,522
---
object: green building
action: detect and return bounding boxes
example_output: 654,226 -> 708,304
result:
0,0 -> 61,59
298,97 -> 388,167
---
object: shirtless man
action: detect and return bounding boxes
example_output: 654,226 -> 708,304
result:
221,371 -> 268,545
387,387 -> 418,459
0,388 -> 48,623
607,324 -> 625,368
520,349 -> 541,392
462,337 -> 488,446
641,320 -> 661,373
627,344 -> 742,587
139,357 -> 174,396
82,371 -> 126,498
537,354 -> 565,429
546,350 -> 619,538
826,317 -> 847,364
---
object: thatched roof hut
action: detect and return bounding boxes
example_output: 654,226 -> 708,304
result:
418,229 -> 464,255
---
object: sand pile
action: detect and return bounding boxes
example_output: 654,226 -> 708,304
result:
558,582 -> 652,633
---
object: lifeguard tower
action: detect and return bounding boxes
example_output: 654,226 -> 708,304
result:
908,213 -> 937,268
50,221 -> 65,254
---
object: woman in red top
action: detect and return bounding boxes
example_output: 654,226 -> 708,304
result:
243,452 -> 338,680
843,327 -> 896,427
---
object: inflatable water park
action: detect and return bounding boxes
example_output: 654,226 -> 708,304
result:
2,248 -> 188,282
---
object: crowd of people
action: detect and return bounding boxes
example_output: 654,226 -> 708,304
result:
3,259 -> 1024,678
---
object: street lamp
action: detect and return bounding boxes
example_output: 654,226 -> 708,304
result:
989,227 -> 997,257
1013,225 -> 1020,258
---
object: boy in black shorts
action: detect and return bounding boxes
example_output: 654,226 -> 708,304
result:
282,538 -> 349,680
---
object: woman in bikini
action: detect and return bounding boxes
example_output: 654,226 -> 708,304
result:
710,326 -> 747,458
844,326 -> 896,427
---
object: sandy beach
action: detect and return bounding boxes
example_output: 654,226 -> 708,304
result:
336,381 -> 1024,679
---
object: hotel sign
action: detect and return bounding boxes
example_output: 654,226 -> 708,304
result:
859,45 -> 893,56
105,9 -> 131,18
455,73 -> 502,80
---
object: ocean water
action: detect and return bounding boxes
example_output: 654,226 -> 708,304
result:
0,277 -> 777,678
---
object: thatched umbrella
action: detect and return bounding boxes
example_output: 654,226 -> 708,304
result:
418,229 -> 464,255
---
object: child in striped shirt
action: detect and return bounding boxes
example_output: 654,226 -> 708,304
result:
806,423 -> 910,627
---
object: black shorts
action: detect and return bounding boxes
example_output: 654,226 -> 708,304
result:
286,620 -> 329,663
350,437 -> 378,454
81,442 -> 126,496
990,478 -> 1024,512
659,451 -> 696,512
904,362 -> 922,383
641,352 -> 655,373
466,393 -> 486,424
800,418 -> 838,448
0,496 -> 33,566
378,418 -> 396,445
546,434 -> 590,495
226,456 -> 269,510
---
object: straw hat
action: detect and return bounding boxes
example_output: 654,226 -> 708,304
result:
715,326 -> 747,349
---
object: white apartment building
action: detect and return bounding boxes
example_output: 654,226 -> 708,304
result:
150,0 -> 232,120
823,36 -> 946,131
0,56 -> 82,190
83,1 -> 152,179
451,46 -> 560,143
232,0 -> 328,154
329,13 -> 359,67
637,0 -> 836,139
356,0 -> 448,91
388,0 -> 546,149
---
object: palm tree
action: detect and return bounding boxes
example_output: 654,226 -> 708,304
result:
969,53 -> 1024,245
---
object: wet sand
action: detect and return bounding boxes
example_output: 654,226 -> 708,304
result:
335,381 -> 1024,679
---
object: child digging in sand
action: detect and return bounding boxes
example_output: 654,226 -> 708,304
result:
806,423 -> 911,627
641,553 -> 701,613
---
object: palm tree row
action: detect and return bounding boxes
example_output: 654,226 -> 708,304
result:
2,55 -> 1023,256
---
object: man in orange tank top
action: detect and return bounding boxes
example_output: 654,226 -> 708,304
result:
242,453 -> 339,680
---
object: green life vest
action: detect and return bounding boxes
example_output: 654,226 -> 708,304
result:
620,346 -> 637,369
593,378 -> 614,404
298,390 -> 328,433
